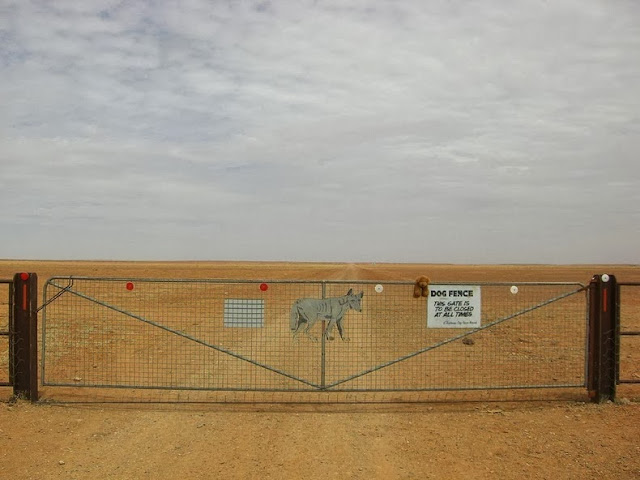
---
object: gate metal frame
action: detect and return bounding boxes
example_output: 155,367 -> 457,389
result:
40,276 -> 591,397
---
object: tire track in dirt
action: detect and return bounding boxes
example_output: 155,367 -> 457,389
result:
322,264 -> 398,281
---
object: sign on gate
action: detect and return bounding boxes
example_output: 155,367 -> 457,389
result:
427,285 -> 482,328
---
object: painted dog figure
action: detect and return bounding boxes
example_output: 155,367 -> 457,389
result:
290,289 -> 364,342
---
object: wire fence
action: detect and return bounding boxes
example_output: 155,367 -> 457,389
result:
39,277 -> 589,402
0,281 -> 11,387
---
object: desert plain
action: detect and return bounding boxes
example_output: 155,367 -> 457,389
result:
0,260 -> 638,479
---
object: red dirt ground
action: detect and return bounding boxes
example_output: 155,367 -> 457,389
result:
0,261 -> 639,479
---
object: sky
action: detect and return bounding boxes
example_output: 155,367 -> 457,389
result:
1,0 -> 639,264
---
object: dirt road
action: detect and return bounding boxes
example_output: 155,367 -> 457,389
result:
1,400 -> 639,480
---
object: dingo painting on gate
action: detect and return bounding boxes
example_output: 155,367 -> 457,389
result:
290,289 -> 363,342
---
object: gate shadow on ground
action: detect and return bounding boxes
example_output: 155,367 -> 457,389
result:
34,387 -> 590,414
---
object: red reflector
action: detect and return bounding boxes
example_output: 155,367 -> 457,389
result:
20,272 -> 30,281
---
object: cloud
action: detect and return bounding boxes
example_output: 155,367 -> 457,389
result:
1,0 -> 639,262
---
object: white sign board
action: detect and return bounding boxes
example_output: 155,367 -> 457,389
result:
427,285 -> 482,328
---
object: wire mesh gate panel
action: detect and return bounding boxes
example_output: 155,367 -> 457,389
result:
618,283 -> 640,386
41,277 -> 588,401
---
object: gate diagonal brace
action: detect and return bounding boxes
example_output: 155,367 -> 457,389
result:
326,285 -> 588,390
37,277 -> 73,313
46,280 -> 321,389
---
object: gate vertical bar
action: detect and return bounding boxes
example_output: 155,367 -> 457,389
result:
12,272 -> 38,401
616,283 -> 621,385
321,282 -> 326,389
321,320 -> 326,389
587,274 -> 617,403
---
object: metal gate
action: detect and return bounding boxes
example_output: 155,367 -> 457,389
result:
40,277 -> 589,401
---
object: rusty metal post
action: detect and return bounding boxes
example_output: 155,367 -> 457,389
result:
12,272 -> 38,401
587,274 -> 617,403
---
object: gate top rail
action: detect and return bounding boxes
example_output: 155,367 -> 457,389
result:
43,276 -> 586,288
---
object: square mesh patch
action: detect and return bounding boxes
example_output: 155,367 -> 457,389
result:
223,299 -> 265,327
